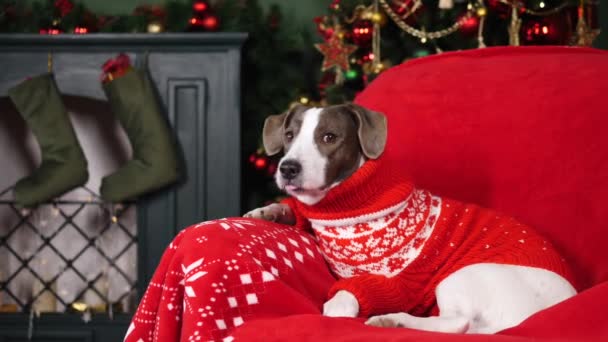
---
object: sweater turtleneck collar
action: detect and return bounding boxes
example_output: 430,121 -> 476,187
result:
290,157 -> 414,221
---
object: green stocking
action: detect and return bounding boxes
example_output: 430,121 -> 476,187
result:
101,69 -> 179,202
8,74 -> 88,207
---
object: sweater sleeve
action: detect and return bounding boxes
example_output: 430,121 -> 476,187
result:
327,274 -> 416,318
281,197 -> 312,233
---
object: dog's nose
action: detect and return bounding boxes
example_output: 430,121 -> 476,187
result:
279,160 -> 301,180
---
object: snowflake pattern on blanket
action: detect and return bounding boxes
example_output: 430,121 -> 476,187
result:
124,218 -> 336,342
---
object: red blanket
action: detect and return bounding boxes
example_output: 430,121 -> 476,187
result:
124,218 -> 608,342
124,219 -> 333,342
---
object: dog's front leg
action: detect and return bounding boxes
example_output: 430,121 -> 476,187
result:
243,203 -> 295,225
323,290 -> 359,318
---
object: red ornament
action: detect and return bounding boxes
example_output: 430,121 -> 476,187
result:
351,20 -> 374,46
249,151 -> 271,172
54,0 -> 74,17
520,15 -> 566,45
486,0 -> 524,19
360,51 -> 375,64
189,14 -> 219,31
188,0 -> 218,31
392,0 -> 415,15
254,157 -> 268,170
329,0 -> 341,11
39,28 -> 62,35
390,0 -> 423,25
458,15 -> 479,36
202,14 -> 219,31
323,27 -> 335,41
189,17 -> 207,31
193,1 -> 208,13
73,26 -> 88,34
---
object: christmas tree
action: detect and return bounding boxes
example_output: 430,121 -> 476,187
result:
310,0 -> 599,104
245,0 -> 600,209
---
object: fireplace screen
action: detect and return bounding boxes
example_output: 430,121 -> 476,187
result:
0,187 -> 137,317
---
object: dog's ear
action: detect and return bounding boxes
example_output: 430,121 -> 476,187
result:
263,113 -> 287,156
263,104 -> 309,156
346,103 -> 387,159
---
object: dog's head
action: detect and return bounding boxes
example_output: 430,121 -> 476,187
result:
263,103 -> 387,205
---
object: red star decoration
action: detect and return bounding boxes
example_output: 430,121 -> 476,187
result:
315,34 -> 358,72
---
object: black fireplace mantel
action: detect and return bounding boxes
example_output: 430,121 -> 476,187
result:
0,33 -> 246,341
0,32 -> 247,49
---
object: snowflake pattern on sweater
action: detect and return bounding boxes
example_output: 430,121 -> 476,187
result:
310,189 -> 441,278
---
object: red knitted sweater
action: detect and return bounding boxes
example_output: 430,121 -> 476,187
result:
282,159 -> 574,318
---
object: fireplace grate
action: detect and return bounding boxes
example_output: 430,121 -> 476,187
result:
0,186 -> 137,316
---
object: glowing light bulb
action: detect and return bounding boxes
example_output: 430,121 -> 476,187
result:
542,26 -> 549,35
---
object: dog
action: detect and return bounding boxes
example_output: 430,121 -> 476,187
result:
244,103 -> 577,334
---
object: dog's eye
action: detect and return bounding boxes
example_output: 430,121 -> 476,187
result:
323,133 -> 336,144
285,131 -> 294,141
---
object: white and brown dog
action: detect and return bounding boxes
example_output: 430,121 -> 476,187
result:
244,103 -> 576,334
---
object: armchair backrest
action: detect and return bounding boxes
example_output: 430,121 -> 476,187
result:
356,46 -> 608,289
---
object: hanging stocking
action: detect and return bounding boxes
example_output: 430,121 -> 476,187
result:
100,55 -> 180,202
8,74 -> 88,207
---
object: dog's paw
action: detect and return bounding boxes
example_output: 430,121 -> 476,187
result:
367,313 -> 470,333
323,290 -> 359,318
243,203 -> 290,223
365,313 -> 406,328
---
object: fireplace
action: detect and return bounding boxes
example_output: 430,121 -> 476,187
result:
0,33 -> 245,341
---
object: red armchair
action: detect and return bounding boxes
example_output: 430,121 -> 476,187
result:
125,46 -> 608,341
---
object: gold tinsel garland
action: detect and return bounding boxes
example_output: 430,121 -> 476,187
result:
312,0 -> 599,104
375,0 -> 599,47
